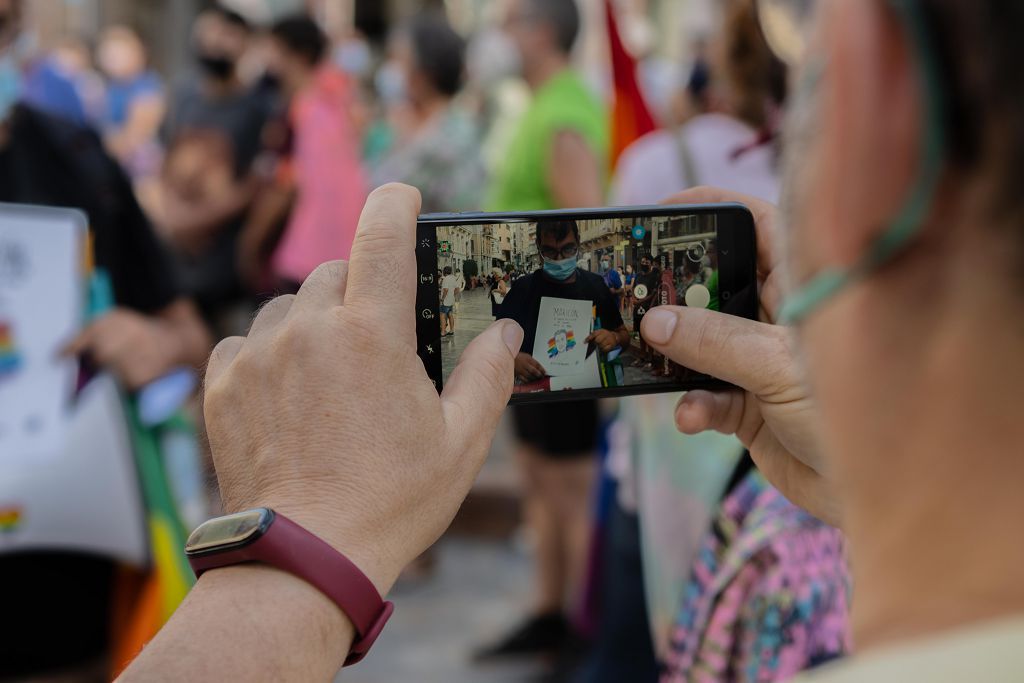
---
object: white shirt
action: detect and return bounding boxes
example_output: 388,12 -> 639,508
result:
440,275 -> 458,307
611,113 -> 781,206
796,616 -> 1024,682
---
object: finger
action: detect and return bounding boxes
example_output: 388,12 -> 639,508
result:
205,336 -> 244,389
640,306 -> 796,398
289,260 -> 349,317
675,390 -> 744,436
661,186 -> 779,276
63,326 -> 93,357
346,184 -> 421,327
443,320 -> 522,446
248,295 -> 296,339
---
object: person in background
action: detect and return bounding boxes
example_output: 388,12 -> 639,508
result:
96,25 -> 165,211
630,253 -> 661,372
601,257 -> 623,311
439,265 -> 458,338
371,11 -> 486,214
621,263 -> 636,318
0,2 -> 212,678
159,4 -> 274,330
240,14 -> 367,293
611,0 -> 787,207
22,35 -> 105,127
477,0 -> 609,663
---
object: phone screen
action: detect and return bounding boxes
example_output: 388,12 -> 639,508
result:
416,204 -> 757,403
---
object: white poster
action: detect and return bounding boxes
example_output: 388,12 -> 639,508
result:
0,206 -> 85,465
532,296 -> 593,377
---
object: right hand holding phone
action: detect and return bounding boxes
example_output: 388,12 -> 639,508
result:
641,187 -> 842,527
514,353 -> 547,382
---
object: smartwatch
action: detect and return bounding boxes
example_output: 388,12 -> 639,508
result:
185,508 -> 393,666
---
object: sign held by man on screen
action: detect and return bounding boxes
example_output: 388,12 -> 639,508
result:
531,297 -> 592,377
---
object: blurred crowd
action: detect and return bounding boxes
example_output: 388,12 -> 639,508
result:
2,0 -> 851,681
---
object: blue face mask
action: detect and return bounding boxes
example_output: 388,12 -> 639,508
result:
543,256 -> 578,281
0,55 -> 21,122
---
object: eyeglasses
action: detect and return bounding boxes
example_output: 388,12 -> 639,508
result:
540,244 -> 579,260
756,0 -> 820,67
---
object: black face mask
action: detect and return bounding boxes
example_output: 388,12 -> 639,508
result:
197,54 -> 235,80
641,264 -> 652,273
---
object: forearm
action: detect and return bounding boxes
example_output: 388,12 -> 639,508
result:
117,565 -> 355,682
615,327 -> 631,348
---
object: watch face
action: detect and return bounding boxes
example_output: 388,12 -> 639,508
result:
185,508 -> 274,555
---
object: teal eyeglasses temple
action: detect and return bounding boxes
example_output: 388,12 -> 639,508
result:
778,0 -> 948,325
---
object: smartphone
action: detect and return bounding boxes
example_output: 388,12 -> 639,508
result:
415,203 -> 757,404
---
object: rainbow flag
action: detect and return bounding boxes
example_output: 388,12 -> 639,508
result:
606,0 -> 658,168
547,330 -> 577,358
0,321 -> 22,379
0,506 -> 22,533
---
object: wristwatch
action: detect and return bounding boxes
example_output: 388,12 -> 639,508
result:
184,508 -> 394,666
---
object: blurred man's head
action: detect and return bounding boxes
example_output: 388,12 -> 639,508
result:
267,15 -> 327,95
443,266 -> 453,276
779,1 -> 1024,510
193,4 -> 251,82
707,1 -> 787,130
536,220 -> 580,259
503,0 -> 580,78
391,12 -> 466,108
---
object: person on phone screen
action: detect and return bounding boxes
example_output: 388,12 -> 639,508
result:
480,0 -> 610,658
484,219 -> 628,660
631,253 -> 662,372
439,266 -> 458,337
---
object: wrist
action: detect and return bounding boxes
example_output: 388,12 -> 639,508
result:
232,495 -> 403,596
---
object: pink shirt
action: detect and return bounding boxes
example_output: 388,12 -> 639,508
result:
273,67 -> 368,283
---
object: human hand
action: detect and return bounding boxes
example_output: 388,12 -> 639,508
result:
640,187 -> 841,526
586,329 -> 619,353
202,184 -> 523,594
514,353 -> 547,382
67,308 -> 181,390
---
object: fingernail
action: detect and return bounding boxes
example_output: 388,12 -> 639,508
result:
501,321 -> 524,355
643,309 -> 677,345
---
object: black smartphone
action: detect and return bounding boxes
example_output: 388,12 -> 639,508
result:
415,203 -> 757,404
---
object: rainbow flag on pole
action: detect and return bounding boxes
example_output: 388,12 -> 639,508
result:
605,0 -> 658,168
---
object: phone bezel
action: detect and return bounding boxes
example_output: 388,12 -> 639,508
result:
416,203 -> 758,404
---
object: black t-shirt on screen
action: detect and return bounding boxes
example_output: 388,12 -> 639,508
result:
0,105 -> 179,314
498,268 -> 625,354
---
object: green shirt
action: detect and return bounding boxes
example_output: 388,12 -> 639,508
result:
487,70 -> 609,211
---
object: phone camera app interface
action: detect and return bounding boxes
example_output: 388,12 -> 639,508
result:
433,213 -> 722,396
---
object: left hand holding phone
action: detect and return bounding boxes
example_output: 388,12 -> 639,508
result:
201,184 -> 524,595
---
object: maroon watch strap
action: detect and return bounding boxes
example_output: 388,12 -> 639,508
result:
188,512 -> 394,666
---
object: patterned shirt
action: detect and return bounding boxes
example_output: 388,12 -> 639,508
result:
371,106 -> 486,214
663,471 -> 851,682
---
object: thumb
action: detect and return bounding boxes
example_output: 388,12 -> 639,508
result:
441,320 -> 522,446
640,306 -> 795,397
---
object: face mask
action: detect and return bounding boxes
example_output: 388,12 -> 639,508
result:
334,41 -> 371,77
375,61 -> 407,104
0,55 -> 21,122
600,262 -> 610,273
543,256 -> 577,281
641,263 -> 651,273
466,29 -> 522,84
197,53 -> 235,80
